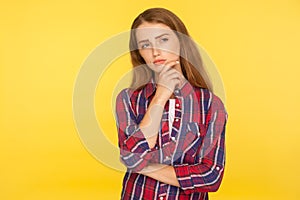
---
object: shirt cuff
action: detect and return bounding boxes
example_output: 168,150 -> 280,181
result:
174,163 -> 194,192
123,126 -> 150,155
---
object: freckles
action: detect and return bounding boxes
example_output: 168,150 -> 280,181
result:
167,41 -> 180,55
140,49 -> 152,61
138,50 -> 147,59
174,42 -> 180,54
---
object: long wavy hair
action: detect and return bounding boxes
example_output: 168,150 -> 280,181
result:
129,8 -> 213,92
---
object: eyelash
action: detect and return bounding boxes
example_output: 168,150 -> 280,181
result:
140,37 -> 169,49
141,43 -> 150,49
160,37 -> 169,42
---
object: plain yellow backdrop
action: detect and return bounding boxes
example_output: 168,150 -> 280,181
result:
1,0 -> 300,199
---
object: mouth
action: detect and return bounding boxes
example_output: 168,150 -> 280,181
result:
153,59 -> 166,65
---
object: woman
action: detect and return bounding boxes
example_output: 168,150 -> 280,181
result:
115,8 -> 228,200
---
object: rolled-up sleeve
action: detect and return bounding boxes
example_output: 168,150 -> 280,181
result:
115,89 -> 153,172
174,95 -> 228,193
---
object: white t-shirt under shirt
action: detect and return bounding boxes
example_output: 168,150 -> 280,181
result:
168,99 -> 176,133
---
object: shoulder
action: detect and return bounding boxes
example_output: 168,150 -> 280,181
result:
191,86 -> 213,102
193,86 -> 226,111
116,87 -> 143,103
193,87 -> 228,125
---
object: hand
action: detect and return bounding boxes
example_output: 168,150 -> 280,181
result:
155,60 -> 183,102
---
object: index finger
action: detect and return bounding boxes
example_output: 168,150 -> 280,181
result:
160,60 -> 180,74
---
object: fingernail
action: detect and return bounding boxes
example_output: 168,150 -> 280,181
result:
175,61 -> 180,64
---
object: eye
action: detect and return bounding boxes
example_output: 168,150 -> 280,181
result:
140,42 -> 151,49
160,37 -> 169,42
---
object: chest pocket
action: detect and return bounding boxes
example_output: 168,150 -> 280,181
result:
181,122 -> 205,163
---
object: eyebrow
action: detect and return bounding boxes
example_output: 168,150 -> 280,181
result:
138,33 -> 170,44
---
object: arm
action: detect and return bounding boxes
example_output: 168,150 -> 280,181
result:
138,95 -> 167,148
139,95 -> 228,193
116,61 -> 182,171
115,89 -> 157,172
139,60 -> 184,148
116,88 -> 170,171
174,120 -> 227,193
139,163 -> 180,187
139,126 -> 225,192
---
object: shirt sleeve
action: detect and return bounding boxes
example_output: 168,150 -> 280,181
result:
173,95 -> 228,194
115,89 -> 154,172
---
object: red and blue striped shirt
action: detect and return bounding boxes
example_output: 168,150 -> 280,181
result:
115,79 -> 228,200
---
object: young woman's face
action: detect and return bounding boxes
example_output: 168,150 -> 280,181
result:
135,22 -> 181,73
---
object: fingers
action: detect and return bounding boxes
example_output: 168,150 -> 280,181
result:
159,60 -> 181,79
157,78 -> 180,93
160,60 -> 180,74
158,70 -> 181,85
157,71 -> 181,92
155,59 -> 182,97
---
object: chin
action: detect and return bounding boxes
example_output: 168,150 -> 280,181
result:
148,65 -> 163,73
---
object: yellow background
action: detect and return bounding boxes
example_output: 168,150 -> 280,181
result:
1,0 -> 300,199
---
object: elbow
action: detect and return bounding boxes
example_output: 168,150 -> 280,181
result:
208,167 -> 224,192
119,144 -> 154,172
189,167 -> 225,193
205,171 -> 224,193
208,178 -> 222,192
201,168 -> 224,192
119,155 -> 149,172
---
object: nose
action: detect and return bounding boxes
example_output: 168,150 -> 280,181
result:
152,45 -> 161,57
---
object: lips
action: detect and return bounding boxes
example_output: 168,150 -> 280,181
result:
153,59 -> 166,65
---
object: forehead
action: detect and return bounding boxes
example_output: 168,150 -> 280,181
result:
135,22 -> 175,40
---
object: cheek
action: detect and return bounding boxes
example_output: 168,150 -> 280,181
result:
173,41 -> 180,55
138,50 -> 152,63
165,41 -> 180,57
166,51 -> 180,60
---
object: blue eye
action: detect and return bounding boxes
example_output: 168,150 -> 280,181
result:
161,37 -> 169,42
140,43 -> 151,49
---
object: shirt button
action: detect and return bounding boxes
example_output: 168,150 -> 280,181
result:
174,89 -> 179,94
164,156 -> 171,161
160,197 -> 164,200
175,118 -> 179,122
171,136 -> 176,141
216,166 -> 220,171
175,103 -> 180,107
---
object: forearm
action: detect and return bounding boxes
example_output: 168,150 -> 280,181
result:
139,96 -> 167,148
139,163 -> 180,187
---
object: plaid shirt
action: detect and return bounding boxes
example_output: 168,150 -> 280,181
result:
115,79 -> 228,200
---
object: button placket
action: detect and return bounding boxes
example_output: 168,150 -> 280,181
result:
158,183 -> 167,200
170,98 -> 181,139
171,136 -> 176,142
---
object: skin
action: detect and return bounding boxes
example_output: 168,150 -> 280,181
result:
134,22 -> 186,187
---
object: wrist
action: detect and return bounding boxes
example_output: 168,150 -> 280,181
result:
152,95 -> 168,106
155,86 -> 172,101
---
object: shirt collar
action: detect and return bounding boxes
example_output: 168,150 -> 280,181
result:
176,79 -> 195,97
143,78 -> 156,99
